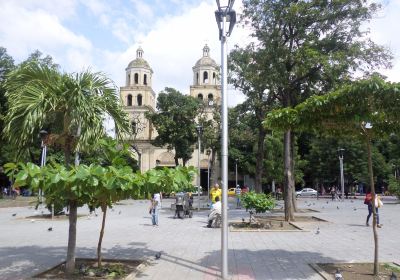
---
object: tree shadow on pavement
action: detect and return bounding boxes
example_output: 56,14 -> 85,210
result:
0,242 -> 155,280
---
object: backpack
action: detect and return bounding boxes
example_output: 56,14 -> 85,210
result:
364,193 -> 372,205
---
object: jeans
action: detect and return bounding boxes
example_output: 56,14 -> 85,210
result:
236,197 -> 241,208
151,208 -> 159,225
366,204 -> 379,225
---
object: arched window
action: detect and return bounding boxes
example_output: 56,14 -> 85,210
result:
127,74 -> 131,85
198,94 -> 203,100
137,94 -> 143,106
203,71 -> 208,84
131,121 -> 136,133
208,94 -> 213,106
127,94 -> 133,106
134,73 -> 139,84
144,74 -> 147,85
196,72 -> 199,84
213,72 -> 216,84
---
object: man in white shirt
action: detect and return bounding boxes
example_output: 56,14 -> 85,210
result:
207,196 -> 221,228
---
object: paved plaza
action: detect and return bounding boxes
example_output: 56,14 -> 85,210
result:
0,196 -> 399,280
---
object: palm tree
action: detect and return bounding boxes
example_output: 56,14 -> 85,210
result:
3,62 -> 130,274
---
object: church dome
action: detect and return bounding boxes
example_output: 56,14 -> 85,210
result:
194,44 -> 218,68
126,47 -> 153,71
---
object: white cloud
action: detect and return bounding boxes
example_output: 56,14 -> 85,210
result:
101,1 -> 249,106
0,1 -> 92,67
1,0 -> 398,109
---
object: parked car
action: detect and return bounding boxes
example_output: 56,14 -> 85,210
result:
296,188 -> 317,197
228,188 -> 236,196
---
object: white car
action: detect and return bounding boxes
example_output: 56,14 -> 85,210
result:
296,188 -> 317,197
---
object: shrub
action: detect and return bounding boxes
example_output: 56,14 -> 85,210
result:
241,191 -> 276,223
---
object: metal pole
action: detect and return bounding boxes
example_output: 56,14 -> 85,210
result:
207,154 -> 210,205
198,134 -> 201,211
235,160 -> 238,188
221,14 -> 229,280
339,155 -> 344,201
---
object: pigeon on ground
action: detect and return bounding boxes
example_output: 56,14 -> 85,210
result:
326,201 -> 329,204
351,200 -> 354,203
322,206 -> 325,209
307,204 -> 312,207
118,210 -> 122,215
337,206 -> 339,210
353,208 -> 357,211
12,213 -> 16,216
155,252 -> 161,260
315,227 -> 320,234
48,227 -> 53,231
242,218 -> 245,222
111,208 -> 115,212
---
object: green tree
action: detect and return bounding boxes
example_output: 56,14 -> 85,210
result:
239,0 -> 392,221
3,62 -> 130,274
146,87 -> 200,166
265,77 -> 400,276
0,47 -> 15,166
301,135 -> 390,192
229,47 -> 273,192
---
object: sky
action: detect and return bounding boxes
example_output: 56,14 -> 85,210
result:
0,0 -> 399,108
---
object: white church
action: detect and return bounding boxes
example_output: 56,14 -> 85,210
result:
120,45 -> 224,187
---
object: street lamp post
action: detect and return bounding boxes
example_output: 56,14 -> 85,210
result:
215,1 -> 236,278
206,149 -> 212,204
338,148 -> 345,201
196,125 -> 203,211
235,159 -> 238,188
39,130 -> 48,204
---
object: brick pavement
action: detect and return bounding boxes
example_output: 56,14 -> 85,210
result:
0,196 -> 399,279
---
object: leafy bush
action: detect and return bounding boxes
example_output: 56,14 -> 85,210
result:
241,191 -> 276,224
242,191 -> 276,213
388,175 -> 400,199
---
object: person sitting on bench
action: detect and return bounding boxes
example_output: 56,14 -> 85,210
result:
207,196 -> 221,228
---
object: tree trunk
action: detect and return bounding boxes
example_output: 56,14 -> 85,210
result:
174,156 -> 179,166
284,130 -> 294,221
97,204 -> 107,268
290,132 -> 298,212
367,136 -> 379,276
66,200 -> 78,274
255,126 -> 266,193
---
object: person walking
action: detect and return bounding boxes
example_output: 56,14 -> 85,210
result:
235,185 -> 242,208
365,191 -> 383,228
330,186 -> 336,201
149,194 -> 160,226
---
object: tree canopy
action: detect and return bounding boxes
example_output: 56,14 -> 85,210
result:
238,0 -> 392,220
146,87 -> 201,166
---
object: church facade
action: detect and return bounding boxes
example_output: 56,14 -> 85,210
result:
120,45 -> 221,187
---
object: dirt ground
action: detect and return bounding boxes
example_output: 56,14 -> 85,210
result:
318,263 -> 400,280
0,196 -> 37,208
34,258 -> 143,279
